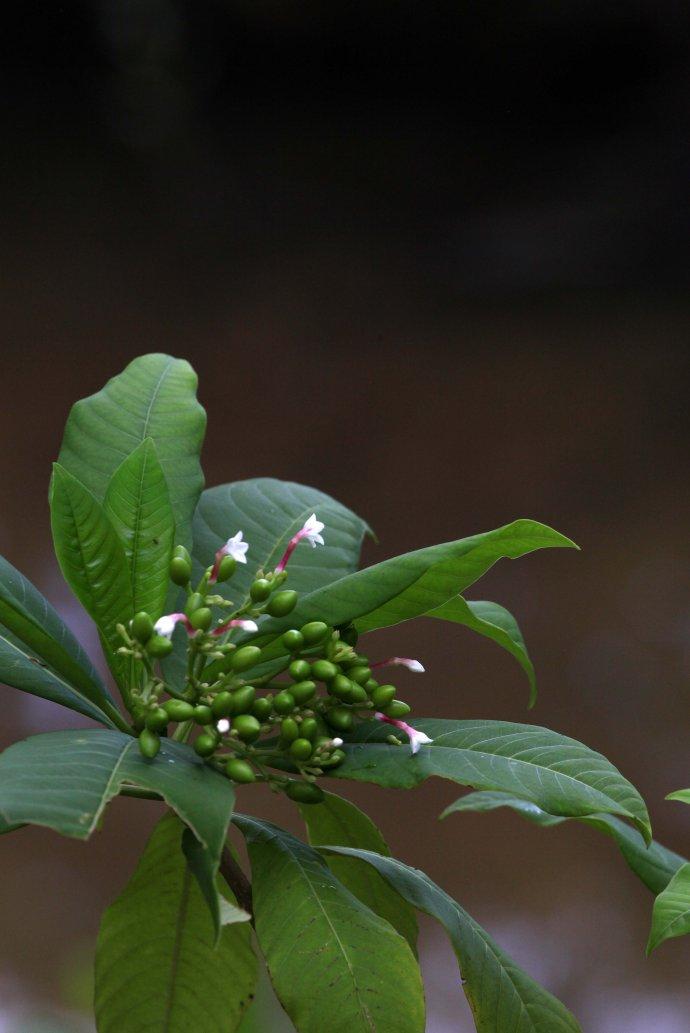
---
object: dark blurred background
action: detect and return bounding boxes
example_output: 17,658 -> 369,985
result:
1,2 -> 690,1030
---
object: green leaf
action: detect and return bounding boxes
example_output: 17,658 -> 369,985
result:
319,846 -> 580,1033
647,862 -> 690,953
234,814 -> 425,1033
443,791 -> 684,895
428,597 -> 536,706
0,730 -> 235,859
299,790 -> 419,953
256,519 -> 576,641
334,718 -> 652,843
0,553 -> 121,725
667,788 -> 690,806
50,464 -> 134,679
104,438 -> 175,621
95,813 -> 255,1033
57,353 -> 206,553
182,828 -> 248,944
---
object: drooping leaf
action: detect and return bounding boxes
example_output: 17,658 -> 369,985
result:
104,438 -> 175,621
234,814 -> 425,1033
299,790 -> 419,952
333,718 -> 651,843
319,846 -> 580,1033
182,827 -> 248,943
95,814 -> 255,1033
50,464 -> 134,680
57,353 -> 206,553
647,862 -> 690,953
428,597 -> 536,706
443,791 -> 684,895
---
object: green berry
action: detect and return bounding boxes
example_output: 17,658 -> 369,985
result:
226,758 -> 256,783
231,686 -> 256,715
130,611 -> 154,644
289,659 -> 311,681
312,659 -> 338,682
216,554 -> 237,582
138,728 -> 160,758
290,738 -> 313,760
371,684 -> 396,708
280,718 -> 300,742
300,717 -> 318,740
364,679 -> 379,693
267,590 -> 298,617
350,666 -> 372,686
291,680 -> 316,705
343,655 -> 369,669
383,700 -> 411,719
282,629 -> 305,652
194,733 -> 218,757
211,691 -> 235,718
185,592 -> 205,617
193,704 -> 213,725
300,621 -> 329,645
252,697 -> 273,721
286,781 -> 324,804
229,645 -> 262,672
250,578 -> 272,602
273,690 -> 295,714
330,674 -> 355,701
145,707 -> 169,733
170,555 -> 192,586
163,699 -> 195,722
233,714 -> 262,742
348,685 -> 368,704
326,707 -> 354,732
189,607 -> 212,631
146,634 -> 174,658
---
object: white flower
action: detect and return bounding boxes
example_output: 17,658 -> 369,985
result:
372,656 -> 425,673
216,718 -> 230,734
223,530 -> 249,564
406,727 -> 433,755
154,613 -> 186,639
301,513 -> 325,548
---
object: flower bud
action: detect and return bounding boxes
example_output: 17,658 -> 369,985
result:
226,758 -> 256,783
319,748 -> 346,769
173,545 -> 191,563
266,590 -> 298,617
185,592 -> 205,617
130,611 -> 154,644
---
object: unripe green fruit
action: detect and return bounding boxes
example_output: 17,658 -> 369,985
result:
330,674 -> 355,701
252,697 -> 273,721
229,645 -> 262,672
350,666 -> 372,686
326,707 -> 354,732
193,704 -> 213,725
211,691 -> 234,718
300,621 -> 329,645
286,781 -> 324,804
170,555 -> 192,586
250,578 -> 272,602
145,707 -> 169,733
231,685 -> 256,714
233,714 -> 262,742
173,545 -> 191,563
146,635 -> 174,658
290,737 -> 313,760
282,629 -> 305,652
348,685 -> 368,704
291,679 -> 316,705
289,659 -> 311,681
163,699 -> 195,722
138,728 -> 160,758
383,700 -> 411,719
216,554 -> 237,582
273,690 -> 295,714
364,679 -> 379,693
267,590 -> 298,617
185,592 -> 205,617
131,611 -> 154,644
300,717 -> 318,741
319,748 -> 346,769
371,684 -> 396,708
312,659 -> 338,682
194,733 -> 218,757
189,607 -> 212,631
226,758 -> 256,783
343,655 -> 369,669
280,718 -> 300,742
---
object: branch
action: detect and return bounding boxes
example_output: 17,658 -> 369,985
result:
220,846 -> 254,921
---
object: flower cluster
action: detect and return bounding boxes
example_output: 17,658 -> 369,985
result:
116,514 -> 431,803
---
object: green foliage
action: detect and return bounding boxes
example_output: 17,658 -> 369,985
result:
647,862 -> 690,954
95,814 -> 255,1033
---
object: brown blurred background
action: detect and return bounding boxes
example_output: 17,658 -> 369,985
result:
1,2 -> 690,1030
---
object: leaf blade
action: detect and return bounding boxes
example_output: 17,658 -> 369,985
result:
647,862 -> 690,953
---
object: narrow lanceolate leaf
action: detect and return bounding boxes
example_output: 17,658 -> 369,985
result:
256,520 -> 576,642
0,730 -> 234,859
57,353 -> 206,553
96,814 -> 255,1033
235,815 -> 425,1033
104,438 -> 175,620
0,553 -> 121,725
443,791 -> 684,896
647,863 -> 690,953
428,597 -> 536,706
319,847 -> 580,1033
334,719 -> 652,843
667,788 -> 690,806
299,791 -> 419,952
50,464 -> 134,678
